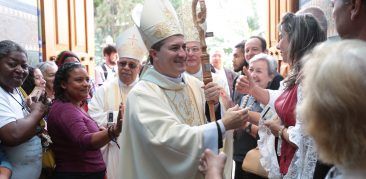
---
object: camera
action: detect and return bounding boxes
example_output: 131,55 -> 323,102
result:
29,86 -> 43,102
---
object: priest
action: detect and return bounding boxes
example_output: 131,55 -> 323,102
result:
88,25 -> 147,179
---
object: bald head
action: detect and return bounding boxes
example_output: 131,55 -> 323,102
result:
297,6 -> 328,34
332,0 -> 366,40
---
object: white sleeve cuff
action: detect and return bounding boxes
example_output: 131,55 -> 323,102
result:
217,120 -> 226,135
201,120 -> 226,154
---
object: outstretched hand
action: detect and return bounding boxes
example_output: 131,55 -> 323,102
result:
219,90 -> 234,110
221,105 -> 249,130
198,149 -> 227,179
235,66 -> 256,95
114,103 -> 125,137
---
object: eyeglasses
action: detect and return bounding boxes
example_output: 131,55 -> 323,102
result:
185,47 -> 200,53
118,61 -> 138,69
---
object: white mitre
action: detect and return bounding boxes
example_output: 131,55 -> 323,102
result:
132,0 -> 183,49
177,0 -> 200,43
116,25 -> 148,62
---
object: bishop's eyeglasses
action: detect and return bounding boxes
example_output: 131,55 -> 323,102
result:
185,47 -> 200,54
118,61 -> 138,69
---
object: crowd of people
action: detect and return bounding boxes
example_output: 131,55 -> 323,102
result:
1,0 -> 366,179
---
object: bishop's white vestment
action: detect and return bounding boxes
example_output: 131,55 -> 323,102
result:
119,68 -> 222,179
88,77 -> 138,179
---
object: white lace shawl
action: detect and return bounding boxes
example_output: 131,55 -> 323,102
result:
267,83 -> 318,179
258,107 -> 281,179
283,84 -> 318,179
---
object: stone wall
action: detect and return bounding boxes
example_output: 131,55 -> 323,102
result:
0,0 -> 41,66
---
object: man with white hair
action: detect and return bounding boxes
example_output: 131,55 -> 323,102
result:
88,25 -> 147,179
210,49 -> 237,98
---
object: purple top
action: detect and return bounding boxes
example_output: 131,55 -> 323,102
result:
47,100 -> 106,172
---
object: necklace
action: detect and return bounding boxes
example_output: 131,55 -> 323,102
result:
240,95 -> 256,110
7,88 -> 31,113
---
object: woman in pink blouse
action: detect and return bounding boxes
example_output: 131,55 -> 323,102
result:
47,62 -> 122,179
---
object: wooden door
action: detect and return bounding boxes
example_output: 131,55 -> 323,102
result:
40,0 -> 95,75
265,0 -> 298,76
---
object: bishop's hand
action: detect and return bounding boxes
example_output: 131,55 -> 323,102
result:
221,105 -> 249,130
202,82 -> 221,104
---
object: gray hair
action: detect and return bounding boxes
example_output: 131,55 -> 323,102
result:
249,53 -> 277,76
37,61 -> 58,74
0,40 -> 27,60
301,39 -> 366,168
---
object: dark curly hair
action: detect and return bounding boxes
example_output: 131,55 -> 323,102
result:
21,66 -> 36,95
54,62 -> 84,101
103,44 -> 117,56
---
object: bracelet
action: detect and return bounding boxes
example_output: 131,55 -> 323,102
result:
278,126 -> 285,139
215,121 -> 223,149
108,126 -> 120,149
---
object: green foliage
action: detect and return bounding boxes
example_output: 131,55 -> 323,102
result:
247,0 -> 259,33
247,16 -> 259,32
223,47 -> 232,55
94,0 -> 103,10
94,0 -> 182,65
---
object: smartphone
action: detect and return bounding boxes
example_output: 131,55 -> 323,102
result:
29,86 -> 43,102
107,111 -> 114,127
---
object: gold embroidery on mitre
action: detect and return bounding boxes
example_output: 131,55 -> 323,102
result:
177,0 -> 199,42
153,6 -> 181,39
119,34 -> 145,60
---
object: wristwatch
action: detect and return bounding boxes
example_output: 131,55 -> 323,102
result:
245,123 -> 252,134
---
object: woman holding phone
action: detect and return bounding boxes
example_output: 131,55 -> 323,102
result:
0,40 -> 48,178
47,62 -> 122,179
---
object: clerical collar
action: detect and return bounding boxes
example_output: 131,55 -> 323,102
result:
119,77 -> 139,87
188,66 -> 202,79
153,67 -> 184,84
165,74 -> 184,83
